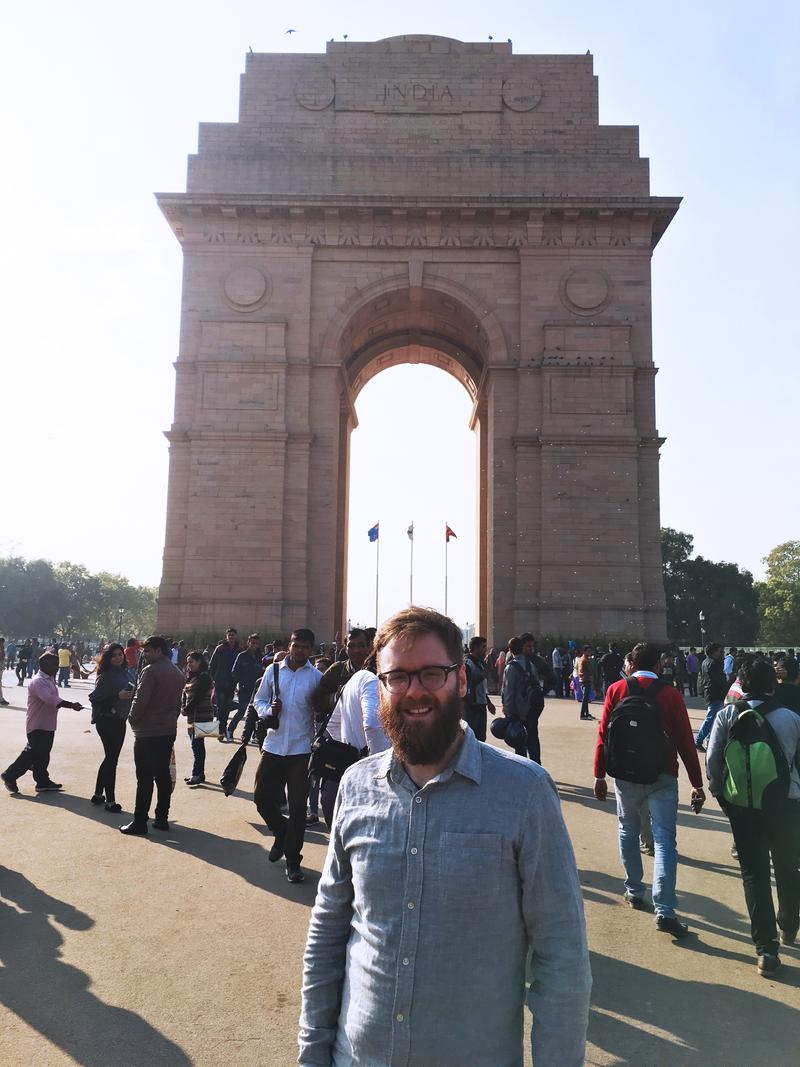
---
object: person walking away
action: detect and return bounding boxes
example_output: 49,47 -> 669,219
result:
774,654 -> 800,711
25,639 -> 41,679
253,629 -> 321,884
600,644 -> 624,696
88,643 -> 133,812
593,642 -> 705,938
318,667 -> 390,827
706,655 -> 800,976
299,606 -> 591,1067
15,640 -> 32,686
695,642 -> 728,750
660,651 -> 676,687
6,640 -> 17,673
463,635 -> 495,741
209,627 -> 240,741
576,645 -> 596,720
181,651 -> 214,786
0,639 -> 8,706
120,635 -> 184,835
685,647 -> 699,697
1,652 -> 83,794
227,634 -> 264,742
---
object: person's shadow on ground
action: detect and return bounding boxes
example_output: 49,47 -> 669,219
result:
0,866 -> 191,1066
589,950 -> 799,1065
30,791 -> 320,905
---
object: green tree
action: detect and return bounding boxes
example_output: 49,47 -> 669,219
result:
0,557 -> 67,636
757,541 -> 800,643
661,529 -> 759,644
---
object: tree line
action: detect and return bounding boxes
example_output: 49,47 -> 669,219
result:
0,556 -> 156,640
661,529 -> 799,645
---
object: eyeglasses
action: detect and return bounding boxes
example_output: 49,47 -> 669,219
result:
378,663 -> 460,694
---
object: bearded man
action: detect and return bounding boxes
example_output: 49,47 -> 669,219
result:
299,606 -> 591,1067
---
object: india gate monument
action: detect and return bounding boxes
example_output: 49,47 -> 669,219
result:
156,35 -> 679,642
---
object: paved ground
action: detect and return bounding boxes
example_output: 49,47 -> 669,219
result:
0,669 -> 797,1066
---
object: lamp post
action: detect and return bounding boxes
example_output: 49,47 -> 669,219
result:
699,610 -> 706,648
117,605 -> 125,642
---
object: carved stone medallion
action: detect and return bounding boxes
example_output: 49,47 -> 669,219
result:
559,269 -> 611,315
502,79 -> 543,111
223,266 -> 272,312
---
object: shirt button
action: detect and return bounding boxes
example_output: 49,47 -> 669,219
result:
410,847 -> 418,855
396,1013 -> 404,1022
407,901 -> 415,909
402,957 -> 410,966
414,795 -> 422,804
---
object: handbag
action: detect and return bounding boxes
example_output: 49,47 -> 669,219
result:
308,684 -> 363,783
193,718 -> 219,740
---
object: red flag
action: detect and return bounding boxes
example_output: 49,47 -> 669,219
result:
445,524 -> 457,542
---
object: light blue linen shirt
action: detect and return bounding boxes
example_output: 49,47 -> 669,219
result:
253,658 -> 322,757
299,726 -> 591,1067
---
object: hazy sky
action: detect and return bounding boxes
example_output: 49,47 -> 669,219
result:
2,1 -> 797,632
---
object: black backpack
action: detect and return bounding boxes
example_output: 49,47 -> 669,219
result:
605,677 -> 668,784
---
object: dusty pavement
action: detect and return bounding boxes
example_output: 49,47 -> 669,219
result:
0,670 -> 797,1066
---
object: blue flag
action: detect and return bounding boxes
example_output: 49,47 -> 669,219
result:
367,522 -> 379,542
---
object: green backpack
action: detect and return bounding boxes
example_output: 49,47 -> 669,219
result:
722,698 -> 796,813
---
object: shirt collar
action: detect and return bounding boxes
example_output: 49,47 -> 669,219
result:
279,658 -> 314,672
633,670 -> 658,679
374,725 -> 482,787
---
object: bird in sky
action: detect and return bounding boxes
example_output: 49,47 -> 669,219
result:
248,46 -> 253,53
286,29 -> 296,34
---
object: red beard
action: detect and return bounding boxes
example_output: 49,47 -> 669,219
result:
378,687 -> 463,766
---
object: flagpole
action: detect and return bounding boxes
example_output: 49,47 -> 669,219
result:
375,530 -> 380,627
409,524 -> 414,604
444,524 -> 449,616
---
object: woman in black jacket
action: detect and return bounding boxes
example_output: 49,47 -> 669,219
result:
181,651 -> 215,786
88,643 -> 133,812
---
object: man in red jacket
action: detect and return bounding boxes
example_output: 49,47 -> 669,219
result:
593,642 -> 705,938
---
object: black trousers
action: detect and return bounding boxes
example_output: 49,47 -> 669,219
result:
726,801 -> 800,956
512,712 -> 542,764
579,684 -> 592,719
687,672 -> 698,697
214,681 -> 235,733
94,717 -> 127,802
189,731 -> 206,777
254,752 -> 309,865
133,734 -> 176,824
320,776 -> 339,828
462,701 -> 487,742
15,661 -> 29,685
5,730 -> 54,785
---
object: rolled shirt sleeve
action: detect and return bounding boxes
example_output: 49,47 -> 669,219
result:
360,674 -> 389,754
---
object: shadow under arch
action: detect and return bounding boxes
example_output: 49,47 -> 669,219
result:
329,277 -> 505,633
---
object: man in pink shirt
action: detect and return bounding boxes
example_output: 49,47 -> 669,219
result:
1,652 -> 83,793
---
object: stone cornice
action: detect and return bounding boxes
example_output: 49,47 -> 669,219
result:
156,195 -> 679,251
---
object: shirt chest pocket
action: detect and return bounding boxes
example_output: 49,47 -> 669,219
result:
438,831 -> 503,908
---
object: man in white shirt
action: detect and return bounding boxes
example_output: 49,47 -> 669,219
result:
320,668 -> 390,826
253,628 -> 322,884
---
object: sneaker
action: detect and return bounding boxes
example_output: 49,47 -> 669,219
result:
624,892 -> 646,910
1,772 -> 19,794
306,813 -> 320,825
286,862 -> 305,884
119,821 -> 148,835
268,841 -> 285,863
656,915 -> 689,939
104,802 -> 122,813
0,698 -> 10,706
35,781 -> 63,792
151,817 -> 170,832
730,844 -> 739,860
757,953 -> 781,977
90,794 -> 104,805
779,929 -> 797,947
185,775 -> 205,786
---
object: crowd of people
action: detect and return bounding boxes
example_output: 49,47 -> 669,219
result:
0,616 -> 798,1061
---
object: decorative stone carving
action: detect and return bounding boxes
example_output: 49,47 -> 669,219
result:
502,78 -> 543,111
559,269 -> 611,316
295,74 -> 336,111
222,267 -> 272,312
542,217 -> 562,247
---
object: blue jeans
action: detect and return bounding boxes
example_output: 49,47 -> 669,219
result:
615,773 -> 679,918
57,667 -> 71,687
695,700 -> 724,745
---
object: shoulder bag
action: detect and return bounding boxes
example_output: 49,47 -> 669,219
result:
308,684 -> 364,783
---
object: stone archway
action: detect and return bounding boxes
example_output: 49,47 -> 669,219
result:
156,35 -> 678,642
328,282 -> 495,636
